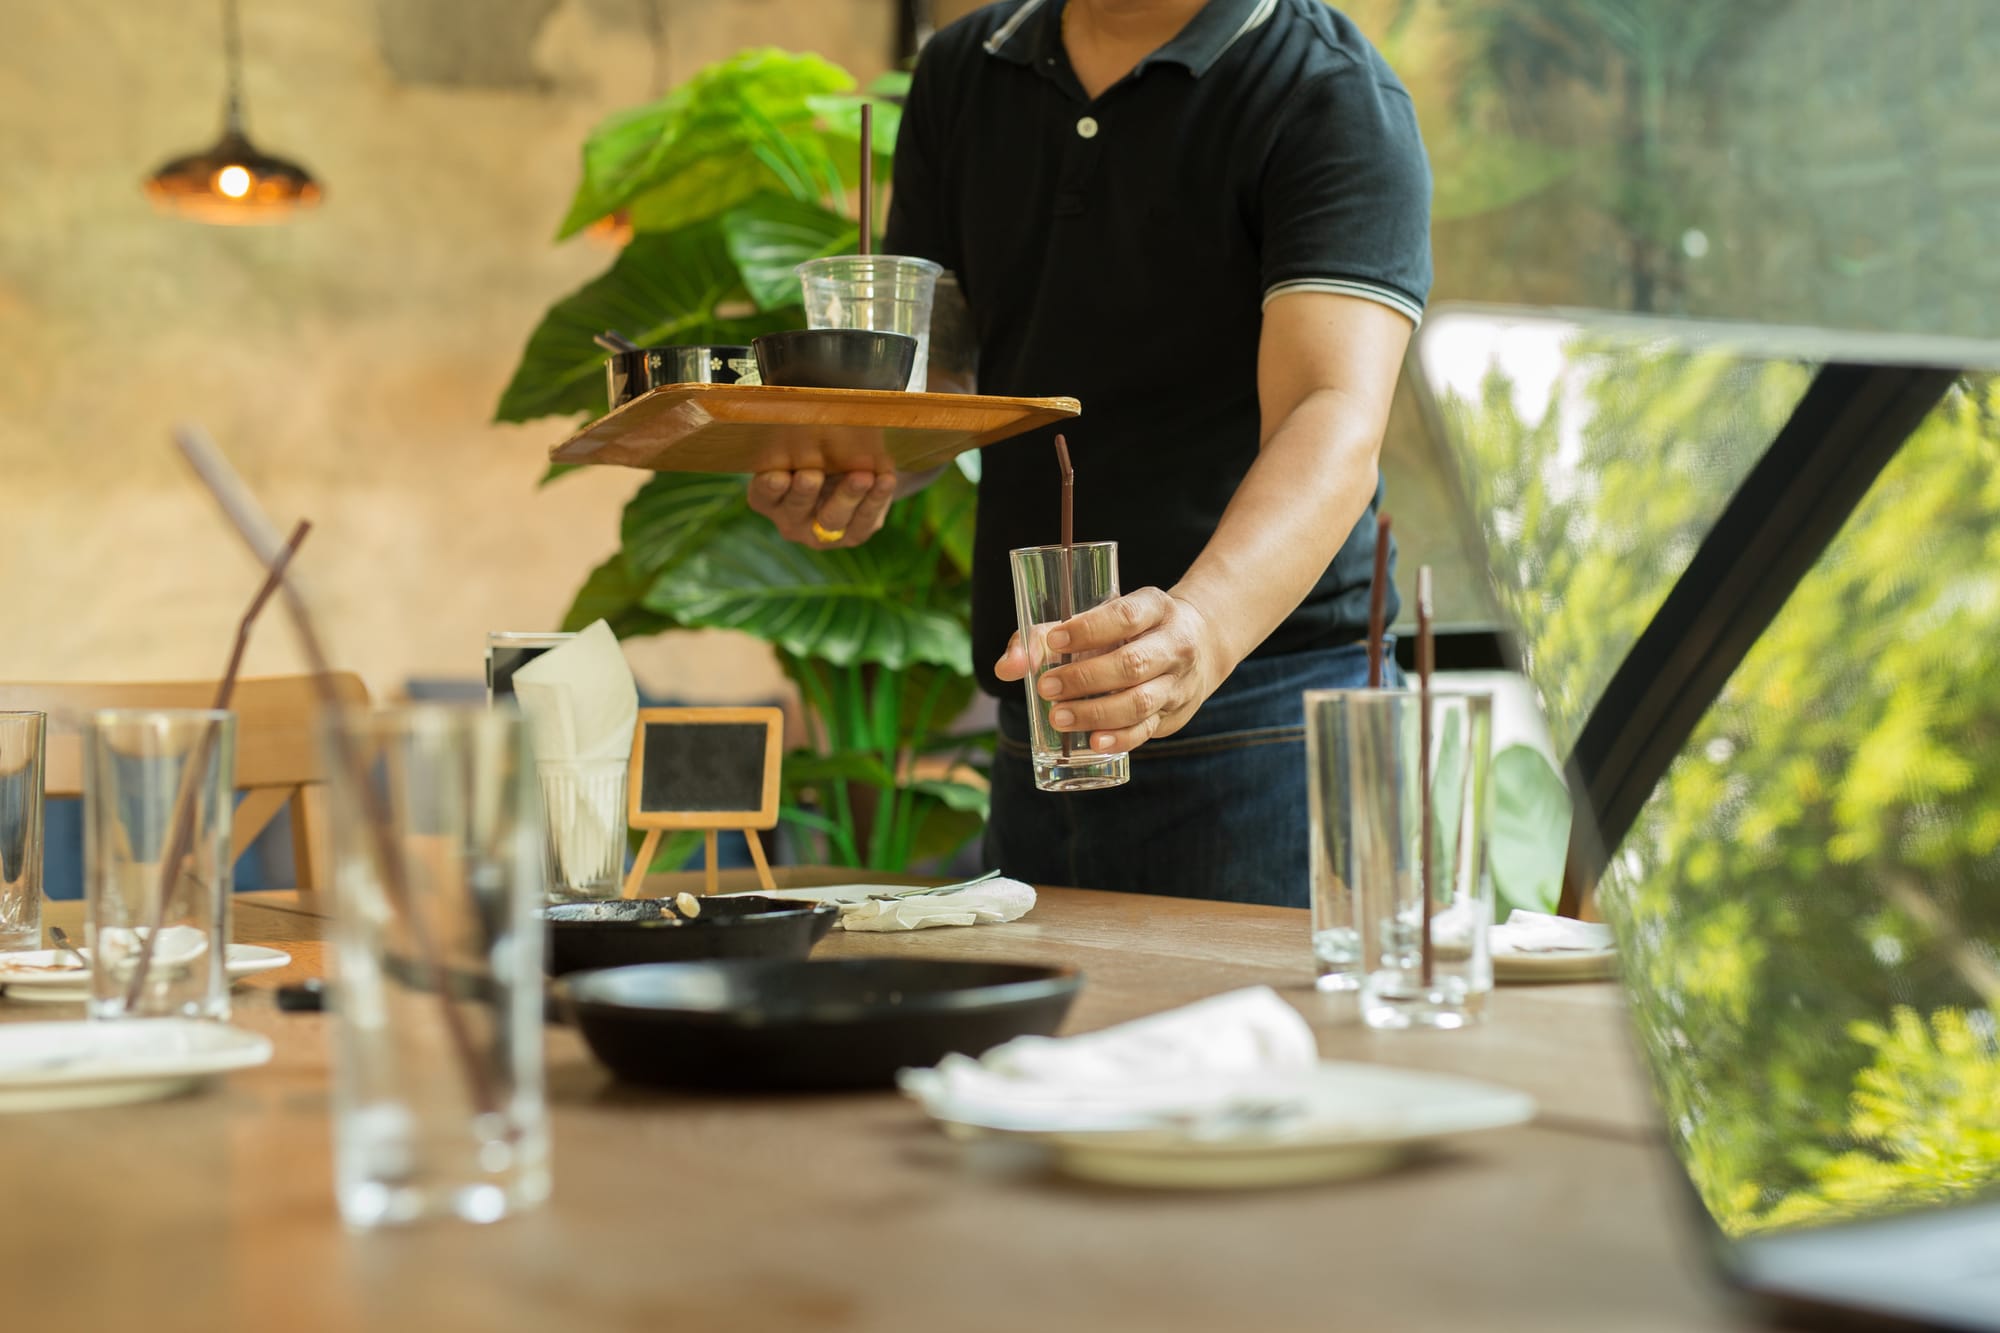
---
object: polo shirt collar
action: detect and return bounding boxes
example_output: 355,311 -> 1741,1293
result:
983,0 -> 1277,79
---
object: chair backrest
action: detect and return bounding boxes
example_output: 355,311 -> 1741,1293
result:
0,673 -> 370,891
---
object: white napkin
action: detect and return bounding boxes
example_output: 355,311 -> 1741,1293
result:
511,620 -> 638,888
899,986 -> 1318,1132
1492,909 -> 1615,954
839,877 -> 1036,932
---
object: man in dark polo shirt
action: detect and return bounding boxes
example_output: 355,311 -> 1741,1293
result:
747,0 -> 1430,907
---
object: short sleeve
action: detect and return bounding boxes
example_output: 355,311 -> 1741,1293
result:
883,43 -> 962,274
1258,66 -> 1432,326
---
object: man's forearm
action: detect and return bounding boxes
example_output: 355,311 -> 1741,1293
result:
1170,386 -> 1386,672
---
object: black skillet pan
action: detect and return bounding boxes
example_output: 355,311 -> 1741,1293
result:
543,895 -> 839,976
562,957 -> 1082,1091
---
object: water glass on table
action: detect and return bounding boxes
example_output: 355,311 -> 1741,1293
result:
486,631 -> 574,704
0,712 -> 47,952
82,709 -> 235,1020
796,255 -> 943,392
322,704 -> 549,1228
1306,688 -> 1495,1027
1009,541 -> 1130,792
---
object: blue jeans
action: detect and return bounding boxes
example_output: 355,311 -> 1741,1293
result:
985,641 -> 1399,908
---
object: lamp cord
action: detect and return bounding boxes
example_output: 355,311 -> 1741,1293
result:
221,0 -> 245,130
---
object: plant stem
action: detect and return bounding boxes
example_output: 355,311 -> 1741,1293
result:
890,668 -> 950,868
786,656 -> 860,865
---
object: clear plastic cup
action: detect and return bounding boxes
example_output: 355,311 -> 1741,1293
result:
796,255 -> 943,392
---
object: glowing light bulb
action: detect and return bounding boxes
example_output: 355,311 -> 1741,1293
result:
215,165 -> 252,198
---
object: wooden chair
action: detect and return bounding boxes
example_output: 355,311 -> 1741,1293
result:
0,674 -> 370,891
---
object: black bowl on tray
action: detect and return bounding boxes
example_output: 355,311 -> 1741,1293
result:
544,895 -> 839,976
562,958 -> 1082,1091
605,344 -> 757,408
752,330 -> 918,391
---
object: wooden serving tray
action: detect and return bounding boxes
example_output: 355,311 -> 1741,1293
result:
549,384 -> 1081,475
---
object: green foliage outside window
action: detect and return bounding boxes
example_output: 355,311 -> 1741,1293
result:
1444,353 -> 2000,1236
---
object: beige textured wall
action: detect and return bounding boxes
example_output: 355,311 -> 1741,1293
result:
0,0 -> 892,700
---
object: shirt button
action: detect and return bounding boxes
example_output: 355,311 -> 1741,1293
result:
1076,116 -> 1099,139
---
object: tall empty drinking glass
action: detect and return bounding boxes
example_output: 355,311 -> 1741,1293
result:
83,710 -> 235,1020
1339,689 -> 1495,1029
0,712 -> 47,952
797,255 -> 942,391
1305,691 -> 1366,991
1009,542 -> 1130,792
324,704 -> 548,1228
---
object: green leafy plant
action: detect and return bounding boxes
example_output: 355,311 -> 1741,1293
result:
496,49 -> 987,872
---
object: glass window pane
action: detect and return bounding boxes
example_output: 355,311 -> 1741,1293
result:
1357,0 -> 2000,608
1601,374 -> 2000,1237
1418,311 -> 1811,748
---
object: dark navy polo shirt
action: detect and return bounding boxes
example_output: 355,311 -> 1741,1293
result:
886,0 -> 1432,696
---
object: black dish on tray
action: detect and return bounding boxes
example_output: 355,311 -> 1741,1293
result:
606,344 -> 758,408
544,895 -> 839,976
563,957 -> 1082,1091
752,330 -> 918,391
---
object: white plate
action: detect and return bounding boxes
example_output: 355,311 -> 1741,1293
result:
0,944 -> 293,1004
0,1020 -> 272,1113
1491,946 -> 1618,983
929,1062 -> 1536,1190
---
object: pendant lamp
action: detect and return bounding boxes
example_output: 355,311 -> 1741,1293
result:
145,0 -> 322,224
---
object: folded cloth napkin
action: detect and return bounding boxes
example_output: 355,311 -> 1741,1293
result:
839,877 -> 1036,932
511,620 -> 637,889
1492,909 -> 1615,953
899,986 -> 1319,1132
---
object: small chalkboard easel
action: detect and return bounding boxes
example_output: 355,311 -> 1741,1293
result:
621,706 -> 784,898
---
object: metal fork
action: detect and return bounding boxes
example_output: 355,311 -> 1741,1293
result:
49,926 -> 87,969
868,869 -> 1006,901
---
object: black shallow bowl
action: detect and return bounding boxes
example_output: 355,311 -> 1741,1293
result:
752,330 -> 918,391
563,958 -> 1082,1091
543,895 -> 839,976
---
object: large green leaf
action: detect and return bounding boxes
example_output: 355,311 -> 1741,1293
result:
722,194 -> 857,312
782,749 -> 895,790
1489,744 -> 1572,913
864,71 -> 913,99
920,462 -> 979,578
555,50 -> 859,240
907,798 -> 985,867
561,552 -> 679,638
807,92 -> 905,160
620,472 -> 753,582
908,776 -> 989,818
493,223 -> 788,424
642,514 -> 971,672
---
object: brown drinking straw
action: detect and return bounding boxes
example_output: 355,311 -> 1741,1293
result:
1417,565 -> 1436,987
1055,434 -> 1076,758
1366,512 -> 1393,688
858,103 -> 873,257
122,521 -> 309,1009
172,425 -> 501,1119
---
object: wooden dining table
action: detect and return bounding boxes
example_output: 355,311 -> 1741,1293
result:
1,870 -> 1788,1333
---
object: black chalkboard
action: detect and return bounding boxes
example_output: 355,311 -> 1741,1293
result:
638,721 -> 769,815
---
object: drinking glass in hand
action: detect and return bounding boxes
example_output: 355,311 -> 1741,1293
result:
83,709 -> 235,1020
0,712 -> 47,952
1009,542 -> 1131,792
323,703 -> 549,1228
